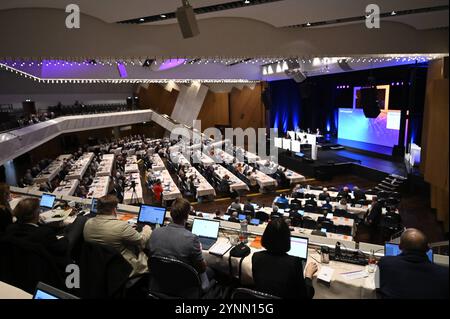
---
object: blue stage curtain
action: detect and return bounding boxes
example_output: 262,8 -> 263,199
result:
269,80 -> 301,134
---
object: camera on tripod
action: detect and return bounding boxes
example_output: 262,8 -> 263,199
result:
128,180 -> 136,190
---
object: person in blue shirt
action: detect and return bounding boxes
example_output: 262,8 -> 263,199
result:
275,194 -> 289,205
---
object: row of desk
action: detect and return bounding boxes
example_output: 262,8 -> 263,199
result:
66,153 -> 94,180
96,154 -> 115,177
33,154 -> 73,184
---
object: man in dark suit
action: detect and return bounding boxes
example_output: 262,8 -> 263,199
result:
352,186 -> 366,201
337,186 -> 351,200
4,198 -> 69,268
243,198 -> 255,217
378,228 -> 448,299
365,196 -> 382,227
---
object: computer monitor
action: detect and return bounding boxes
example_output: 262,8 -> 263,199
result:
238,214 -> 247,221
288,236 -> 309,260
90,198 -> 98,214
138,205 -> 167,226
249,218 -> 260,225
191,218 -> 220,239
297,210 -> 305,216
321,228 -> 327,233
40,194 -> 56,209
33,282 -> 79,299
384,242 -> 433,262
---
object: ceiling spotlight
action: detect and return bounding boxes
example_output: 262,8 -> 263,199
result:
306,22 -> 311,26
244,0 -> 250,4
160,14 -> 167,18
391,11 -> 397,15
139,18 -> 145,22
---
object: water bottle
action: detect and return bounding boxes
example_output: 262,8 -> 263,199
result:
239,219 -> 248,244
368,250 -> 377,273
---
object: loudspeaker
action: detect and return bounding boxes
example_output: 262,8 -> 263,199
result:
22,100 -> 36,115
360,87 -> 380,118
126,97 -> 133,107
176,1 -> 199,39
262,89 -> 272,109
285,69 -> 307,83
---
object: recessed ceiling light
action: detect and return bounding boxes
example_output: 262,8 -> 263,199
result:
244,0 -> 250,4
139,18 -> 145,22
391,11 -> 397,15
161,14 -> 167,18
306,22 -> 311,26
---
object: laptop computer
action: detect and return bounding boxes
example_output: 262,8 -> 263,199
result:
288,236 -> 309,269
39,193 -> 56,212
138,205 -> 167,226
191,218 -> 220,250
33,282 -> 79,299
288,236 -> 309,259
90,198 -> 98,216
249,218 -> 260,226
238,214 -> 247,221
384,242 -> 433,262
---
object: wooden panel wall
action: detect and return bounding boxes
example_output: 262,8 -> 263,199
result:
197,91 -> 229,131
137,83 -> 178,116
230,83 -> 265,130
421,58 -> 449,231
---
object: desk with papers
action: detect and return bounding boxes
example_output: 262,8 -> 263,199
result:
66,153 -> 94,180
96,154 -> 115,177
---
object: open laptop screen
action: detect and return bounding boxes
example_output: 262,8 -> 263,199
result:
33,282 -> 78,299
40,194 -> 56,209
192,218 -> 220,239
287,236 -> 309,260
385,242 -> 433,262
138,205 -> 166,226
90,198 -> 98,214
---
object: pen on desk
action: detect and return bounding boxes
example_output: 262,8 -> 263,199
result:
340,270 -> 362,275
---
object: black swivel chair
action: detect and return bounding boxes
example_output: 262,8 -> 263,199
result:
321,221 -> 336,233
302,217 -> 317,230
148,256 -> 213,299
231,288 -> 280,299
255,211 -> 269,223
335,225 -> 352,236
0,238 -> 65,295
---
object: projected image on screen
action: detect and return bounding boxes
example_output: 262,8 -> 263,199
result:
338,109 -> 400,148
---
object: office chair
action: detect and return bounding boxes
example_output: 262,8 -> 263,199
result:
0,238 -> 64,295
148,256 -> 211,299
302,217 -> 317,230
231,288 -> 280,299
335,225 -> 352,236
321,221 -> 336,233
255,211 -> 269,223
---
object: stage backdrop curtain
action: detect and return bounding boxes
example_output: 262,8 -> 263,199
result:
268,80 -> 301,134
421,59 -> 449,231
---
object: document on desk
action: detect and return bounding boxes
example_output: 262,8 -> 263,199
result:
341,270 -> 369,280
209,241 -> 233,257
317,266 -> 334,284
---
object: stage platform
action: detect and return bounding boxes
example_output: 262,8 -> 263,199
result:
279,145 -> 407,182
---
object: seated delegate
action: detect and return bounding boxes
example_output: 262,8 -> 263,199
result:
252,218 -> 318,299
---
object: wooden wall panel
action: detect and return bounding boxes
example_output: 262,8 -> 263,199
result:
197,91 -> 229,131
138,83 -> 179,136
230,83 -> 264,130
421,59 -> 449,231
137,83 -> 178,116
